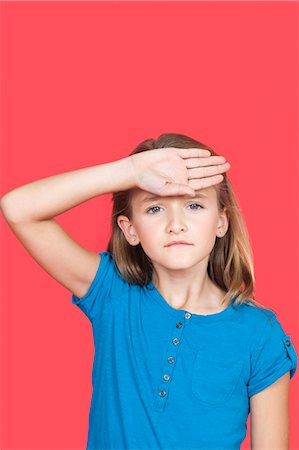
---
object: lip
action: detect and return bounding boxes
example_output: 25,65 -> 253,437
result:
165,241 -> 193,247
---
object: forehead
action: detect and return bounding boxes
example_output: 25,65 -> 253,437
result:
131,186 -> 217,205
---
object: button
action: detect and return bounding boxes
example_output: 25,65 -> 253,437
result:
163,374 -> 170,381
159,390 -> 167,397
172,338 -> 180,345
185,312 -> 192,319
176,322 -> 183,328
285,340 -> 291,346
168,356 -> 175,363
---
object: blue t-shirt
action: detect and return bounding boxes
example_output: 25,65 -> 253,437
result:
71,251 -> 298,450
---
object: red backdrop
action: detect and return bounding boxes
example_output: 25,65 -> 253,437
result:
1,1 -> 298,449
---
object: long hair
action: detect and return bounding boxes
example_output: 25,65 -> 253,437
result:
107,132 -> 274,320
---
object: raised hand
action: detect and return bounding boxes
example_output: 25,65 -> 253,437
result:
130,147 -> 230,197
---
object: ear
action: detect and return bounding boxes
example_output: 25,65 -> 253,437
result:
216,207 -> 229,238
117,215 -> 140,246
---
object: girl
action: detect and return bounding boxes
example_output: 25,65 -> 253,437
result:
1,132 -> 298,450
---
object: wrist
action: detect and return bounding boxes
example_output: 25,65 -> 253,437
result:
127,155 -> 138,189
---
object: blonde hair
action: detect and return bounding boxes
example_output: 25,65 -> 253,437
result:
107,132 -> 274,321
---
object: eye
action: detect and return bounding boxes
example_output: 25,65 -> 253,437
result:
146,206 -> 162,214
146,203 -> 204,214
189,203 -> 203,210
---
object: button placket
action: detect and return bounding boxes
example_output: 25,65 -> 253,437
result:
153,312 -> 192,412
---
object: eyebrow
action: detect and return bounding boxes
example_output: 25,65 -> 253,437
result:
140,192 -> 209,204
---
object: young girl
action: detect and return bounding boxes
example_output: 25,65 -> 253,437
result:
1,132 -> 298,449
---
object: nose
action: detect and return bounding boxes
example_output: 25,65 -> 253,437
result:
166,214 -> 187,234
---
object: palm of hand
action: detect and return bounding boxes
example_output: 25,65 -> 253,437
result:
131,146 -> 229,197
133,148 -> 189,196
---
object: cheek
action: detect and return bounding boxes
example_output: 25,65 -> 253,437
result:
191,213 -> 218,232
140,230 -> 155,243
134,220 -> 157,242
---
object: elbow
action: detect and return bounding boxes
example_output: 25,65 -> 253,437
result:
0,193 -> 23,223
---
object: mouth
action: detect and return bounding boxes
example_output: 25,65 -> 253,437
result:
165,242 -> 193,247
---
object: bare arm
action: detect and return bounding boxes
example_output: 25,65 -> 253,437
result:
0,156 -> 136,299
0,157 -> 135,222
250,372 -> 290,449
0,147 -> 227,299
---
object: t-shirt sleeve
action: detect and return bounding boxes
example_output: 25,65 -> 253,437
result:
71,250 -> 127,322
247,310 -> 298,398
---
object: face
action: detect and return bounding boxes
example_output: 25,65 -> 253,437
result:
117,187 -> 229,273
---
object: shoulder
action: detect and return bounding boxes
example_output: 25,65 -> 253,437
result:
230,301 -> 283,350
99,250 -> 113,261
232,300 -> 277,329
99,251 -> 121,274
233,301 -> 296,364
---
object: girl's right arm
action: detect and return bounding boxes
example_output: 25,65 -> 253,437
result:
0,157 -> 137,299
0,147 -> 229,300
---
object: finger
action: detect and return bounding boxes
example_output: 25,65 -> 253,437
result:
174,147 -> 211,159
185,155 -> 227,168
188,175 -> 224,190
187,162 -> 230,179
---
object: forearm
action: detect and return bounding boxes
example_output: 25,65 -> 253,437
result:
0,156 -> 135,222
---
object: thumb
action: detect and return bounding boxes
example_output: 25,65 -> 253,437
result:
163,181 -> 196,197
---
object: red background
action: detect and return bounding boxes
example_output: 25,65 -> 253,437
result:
1,1 -> 298,449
